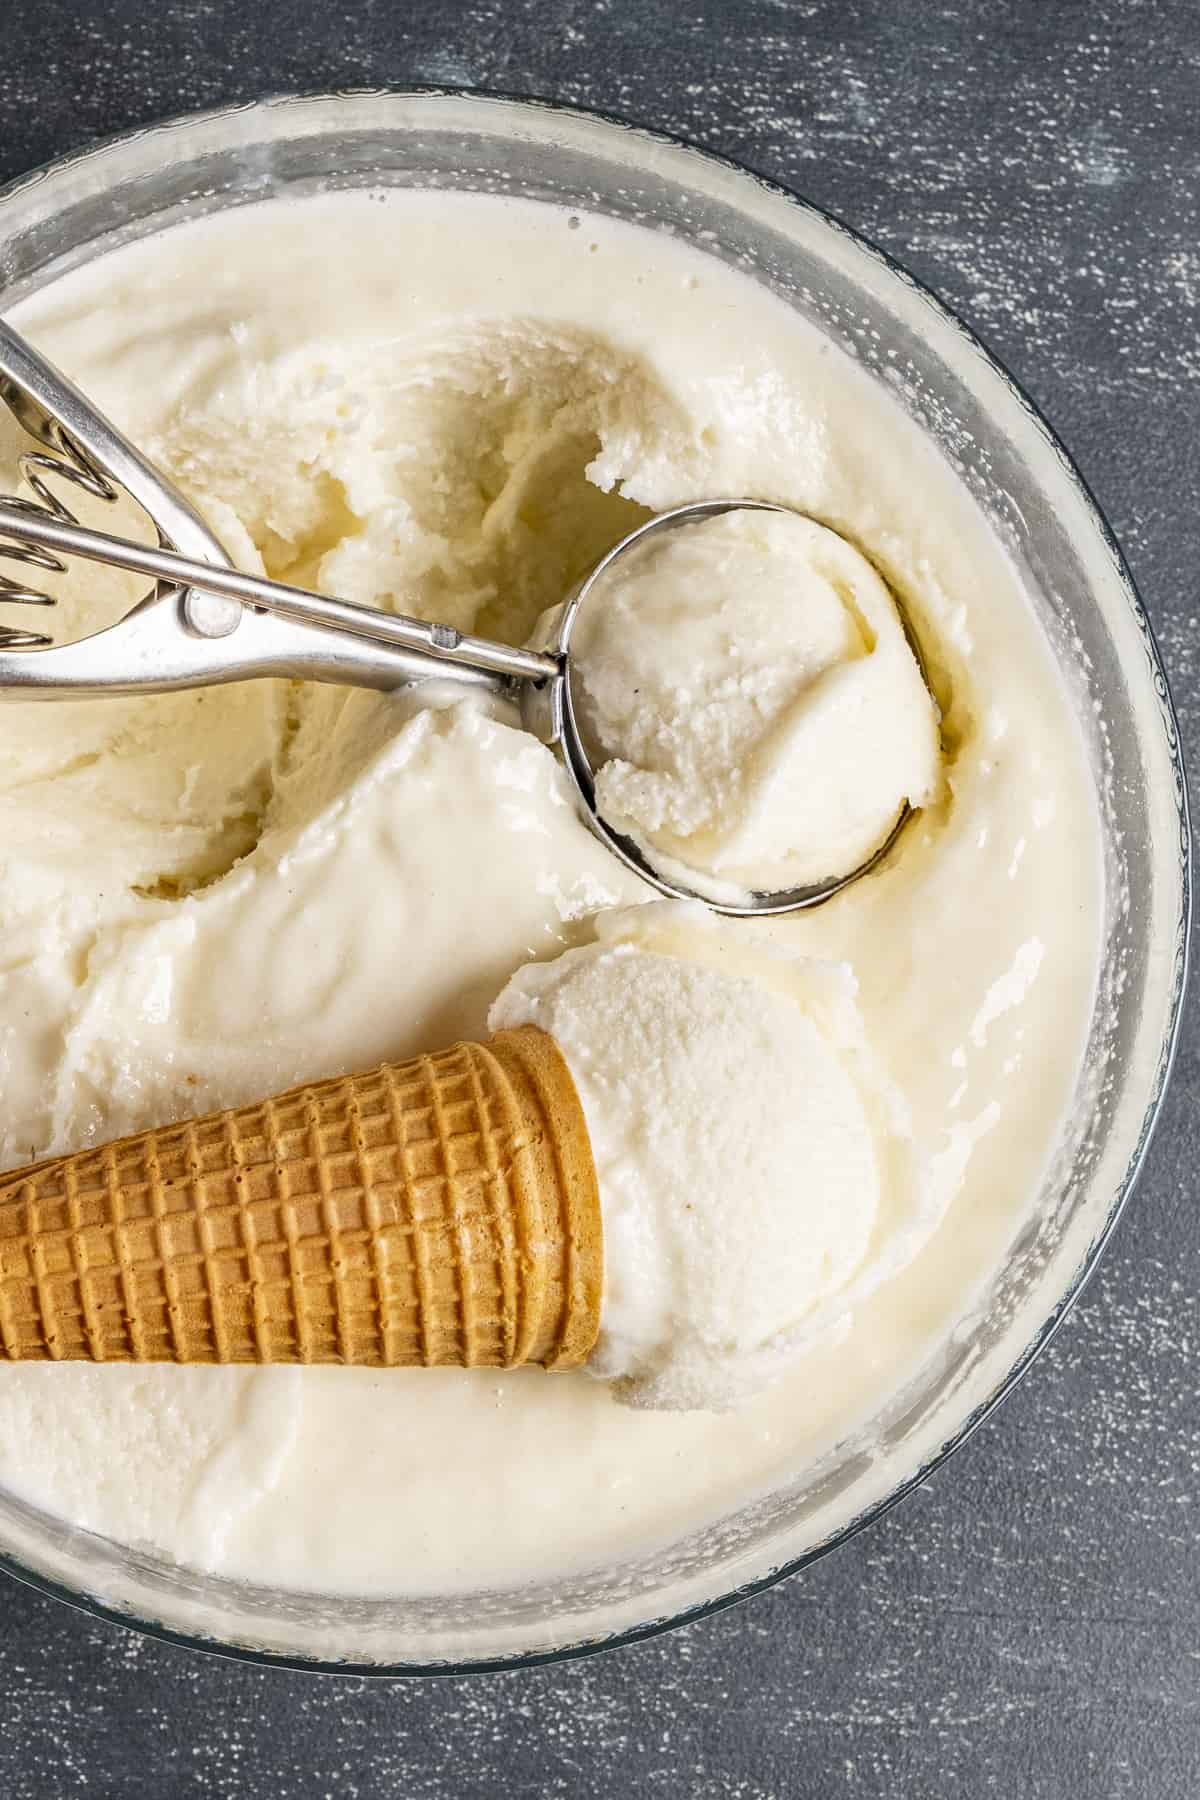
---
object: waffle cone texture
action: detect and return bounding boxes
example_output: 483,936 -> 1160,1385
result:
0,1027 -> 603,1369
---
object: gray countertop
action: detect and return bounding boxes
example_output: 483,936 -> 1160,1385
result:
1,1 -> 1197,1794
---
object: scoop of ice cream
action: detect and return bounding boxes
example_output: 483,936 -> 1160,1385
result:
570,509 -> 942,898
490,906 -> 926,1410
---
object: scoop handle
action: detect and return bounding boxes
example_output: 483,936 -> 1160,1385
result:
0,503 -> 558,686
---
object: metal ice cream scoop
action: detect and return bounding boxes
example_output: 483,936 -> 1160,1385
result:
0,319 -> 910,915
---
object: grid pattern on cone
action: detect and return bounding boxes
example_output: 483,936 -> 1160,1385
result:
0,1041 -> 549,1367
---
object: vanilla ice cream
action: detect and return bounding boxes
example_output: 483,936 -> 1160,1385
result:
493,905 -> 927,1409
0,188 -> 1103,1598
572,509 -> 942,896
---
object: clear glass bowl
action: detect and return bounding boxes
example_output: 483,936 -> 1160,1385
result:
0,91 -> 1188,1673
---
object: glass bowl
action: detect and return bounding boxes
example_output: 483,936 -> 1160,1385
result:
0,91 -> 1188,1673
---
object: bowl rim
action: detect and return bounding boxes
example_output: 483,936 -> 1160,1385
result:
0,83 -> 1190,1678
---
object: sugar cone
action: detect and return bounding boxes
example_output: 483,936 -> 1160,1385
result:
0,1027 -> 602,1370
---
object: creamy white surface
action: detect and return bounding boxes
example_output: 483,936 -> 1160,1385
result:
0,190 -> 1102,1597
574,510 -> 941,895
492,909 -> 929,1411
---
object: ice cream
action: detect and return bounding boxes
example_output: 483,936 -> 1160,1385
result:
0,188 -> 1104,1598
492,907 -> 924,1409
572,509 -> 942,896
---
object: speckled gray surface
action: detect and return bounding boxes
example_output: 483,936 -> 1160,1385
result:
0,1 -> 1197,1794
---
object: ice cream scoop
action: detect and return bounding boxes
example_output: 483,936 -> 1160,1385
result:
0,320 -> 940,916
571,509 -> 943,901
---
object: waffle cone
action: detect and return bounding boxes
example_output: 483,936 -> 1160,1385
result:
0,1027 -> 602,1370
